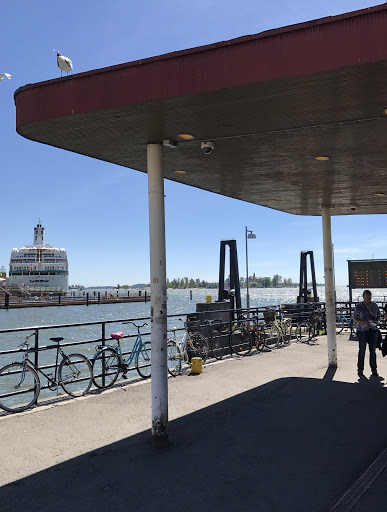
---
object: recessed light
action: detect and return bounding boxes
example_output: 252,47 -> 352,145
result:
375,192 -> 385,197
383,108 -> 387,115
174,170 -> 187,174
314,156 -> 330,161
176,134 -> 195,141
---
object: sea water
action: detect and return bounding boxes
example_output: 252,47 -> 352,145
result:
0,284 -> 380,333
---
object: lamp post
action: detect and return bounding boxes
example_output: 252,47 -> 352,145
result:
245,226 -> 256,313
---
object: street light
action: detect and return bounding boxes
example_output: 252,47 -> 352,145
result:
245,226 -> 256,313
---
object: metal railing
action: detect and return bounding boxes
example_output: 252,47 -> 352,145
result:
2,300 -> 378,408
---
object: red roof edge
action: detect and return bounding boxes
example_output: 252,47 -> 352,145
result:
14,2 -> 387,100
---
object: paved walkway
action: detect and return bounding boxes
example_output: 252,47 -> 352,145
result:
1,332 -> 387,511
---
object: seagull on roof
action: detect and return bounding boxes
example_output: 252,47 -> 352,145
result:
0,73 -> 11,81
55,50 -> 73,76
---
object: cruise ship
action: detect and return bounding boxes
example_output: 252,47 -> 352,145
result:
7,222 -> 69,293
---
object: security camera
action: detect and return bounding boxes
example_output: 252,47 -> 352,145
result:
350,207 -> 356,211
201,141 -> 214,155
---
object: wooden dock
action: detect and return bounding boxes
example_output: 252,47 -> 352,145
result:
0,295 -> 149,309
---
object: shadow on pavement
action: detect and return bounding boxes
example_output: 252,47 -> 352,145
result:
2,377 -> 387,512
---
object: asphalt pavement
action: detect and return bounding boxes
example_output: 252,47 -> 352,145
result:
1,332 -> 387,511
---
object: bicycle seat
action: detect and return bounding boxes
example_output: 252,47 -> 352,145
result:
111,332 -> 124,340
50,337 -> 64,343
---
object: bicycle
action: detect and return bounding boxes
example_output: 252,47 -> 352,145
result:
243,315 -> 276,352
92,322 -> 151,389
259,308 -> 291,348
166,319 -> 209,376
297,309 -> 326,342
0,332 -> 92,413
336,309 -> 357,335
204,319 -> 225,360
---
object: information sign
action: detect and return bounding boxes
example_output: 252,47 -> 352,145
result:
348,260 -> 387,289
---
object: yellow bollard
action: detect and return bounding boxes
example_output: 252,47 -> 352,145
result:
205,295 -> 212,304
189,357 -> 203,374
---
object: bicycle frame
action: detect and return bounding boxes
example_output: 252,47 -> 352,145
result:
110,332 -> 144,368
15,343 -> 63,389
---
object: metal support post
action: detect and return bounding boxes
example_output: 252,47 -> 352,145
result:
147,143 -> 168,446
245,227 -> 250,312
322,207 -> 337,367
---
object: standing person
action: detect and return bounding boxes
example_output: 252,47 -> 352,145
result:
353,290 -> 380,377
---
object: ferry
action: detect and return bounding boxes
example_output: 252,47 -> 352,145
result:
6,222 -> 68,293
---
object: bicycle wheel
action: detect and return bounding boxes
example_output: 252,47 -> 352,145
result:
59,353 -> 92,397
92,347 -> 120,389
336,316 -> 345,334
0,363 -> 40,413
282,319 -> 292,346
167,340 -> 181,376
230,326 -> 252,356
188,333 -> 209,363
308,324 -> 316,341
136,341 -> 152,378
261,323 -> 281,349
210,329 -> 225,360
254,326 -> 265,351
296,323 -> 308,343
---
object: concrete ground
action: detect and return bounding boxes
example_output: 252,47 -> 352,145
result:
1,332 -> 387,511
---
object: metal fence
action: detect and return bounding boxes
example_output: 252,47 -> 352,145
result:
1,300 -> 384,410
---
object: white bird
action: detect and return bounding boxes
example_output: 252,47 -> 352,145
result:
55,50 -> 73,76
0,73 -> 11,81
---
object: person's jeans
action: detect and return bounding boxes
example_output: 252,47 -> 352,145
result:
357,329 -> 378,374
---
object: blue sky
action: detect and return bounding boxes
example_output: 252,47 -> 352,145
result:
0,0 -> 383,287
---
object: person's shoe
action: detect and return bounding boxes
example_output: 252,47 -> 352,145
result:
371,371 -> 379,377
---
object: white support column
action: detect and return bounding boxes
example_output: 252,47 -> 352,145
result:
321,207 -> 337,367
147,143 -> 168,446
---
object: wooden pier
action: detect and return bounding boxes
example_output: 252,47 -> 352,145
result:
0,295 -> 149,309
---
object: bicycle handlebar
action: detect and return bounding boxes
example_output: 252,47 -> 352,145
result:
122,321 -> 148,331
18,331 -> 36,348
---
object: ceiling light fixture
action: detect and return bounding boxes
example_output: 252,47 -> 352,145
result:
375,192 -> 385,197
314,156 -> 330,161
176,133 -> 195,141
174,170 -> 187,174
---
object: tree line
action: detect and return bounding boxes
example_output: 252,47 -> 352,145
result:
166,274 -> 295,289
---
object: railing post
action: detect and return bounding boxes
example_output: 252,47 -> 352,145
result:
5,293 -> 9,310
98,292 -> 101,304
86,293 -> 89,306
144,291 -> 147,303
34,329 -> 39,369
101,322 -> 106,388
229,309 -> 233,354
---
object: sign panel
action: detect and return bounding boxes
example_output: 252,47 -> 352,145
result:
348,260 -> 387,289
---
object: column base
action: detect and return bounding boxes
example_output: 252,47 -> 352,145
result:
152,434 -> 169,448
